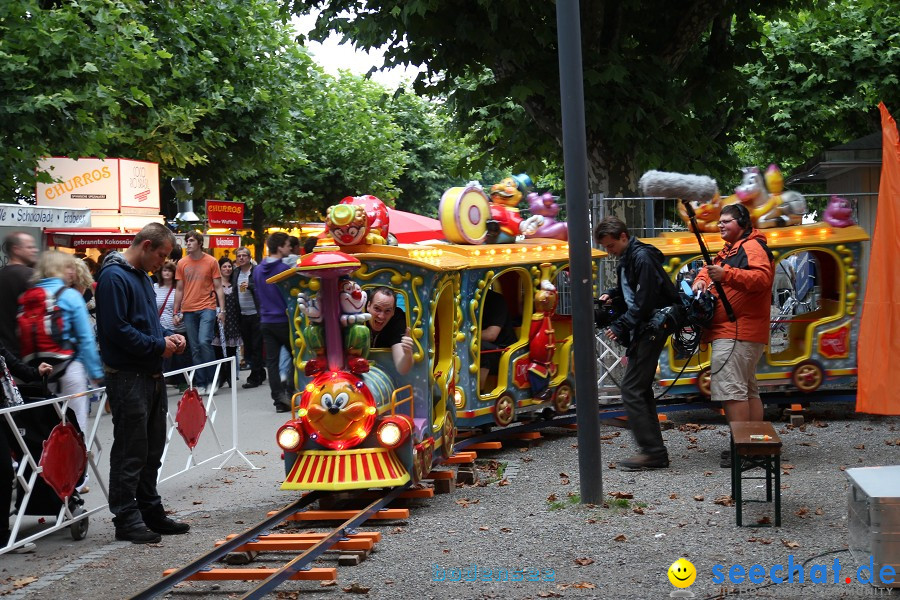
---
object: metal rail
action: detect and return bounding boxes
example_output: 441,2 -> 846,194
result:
129,491 -> 324,600
241,485 -> 410,599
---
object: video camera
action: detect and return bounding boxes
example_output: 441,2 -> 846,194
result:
594,297 -> 626,330
647,275 -> 717,342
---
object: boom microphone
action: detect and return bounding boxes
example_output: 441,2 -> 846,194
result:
638,170 -> 719,204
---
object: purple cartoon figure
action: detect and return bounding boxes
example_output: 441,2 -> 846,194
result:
526,192 -> 568,241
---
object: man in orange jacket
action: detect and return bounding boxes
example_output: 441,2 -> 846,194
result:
692,204 -> 774,459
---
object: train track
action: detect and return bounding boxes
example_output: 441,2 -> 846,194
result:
129,486 -> 410,600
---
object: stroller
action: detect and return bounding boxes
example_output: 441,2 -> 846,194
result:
9,384 -> 89,541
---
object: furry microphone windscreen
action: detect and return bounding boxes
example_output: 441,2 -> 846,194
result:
638,170 -> 719,204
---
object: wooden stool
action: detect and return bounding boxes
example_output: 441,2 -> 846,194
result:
730,421 -> 782,527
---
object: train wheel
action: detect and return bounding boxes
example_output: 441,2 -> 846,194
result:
696,367 -> 712,399
440,412 -> 457,459
792,361 -> 824,393
552,381 -> 573,413
493,394 -> 516,427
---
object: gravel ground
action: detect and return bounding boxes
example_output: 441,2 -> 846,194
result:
2,396 -> 899,600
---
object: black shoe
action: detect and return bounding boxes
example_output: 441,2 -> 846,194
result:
275,402 -> 291,413
618,453 -> 670,471
115,526 -> 162,544
242,380 -> 261,389
144,516 -> 190,535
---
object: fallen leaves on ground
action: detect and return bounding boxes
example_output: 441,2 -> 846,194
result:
455,498 -> 479,508
500,527 -> 512,533
714,495 -> 734,507
886,438 -> 900,446
560,478 -> 570,485
613,534 -> 627,542
815,507 -> 824,515
343,582 -> 370,594
670,493 -> 679,499
693,495 -> 705,501
608,491 -> 633,499
574,558 -> 595,566
783,540 -> 801,549
538,591 -> 562,598
321,580 -> 338,587
854,444 -> 865,450
757,516 -> 772,525
479,526 -> 489,531
607,462 -> 616,469
795,507 -> 809,518
547,493 -> 558,503
498,478 -> 510,486
748,537 -> 773,545
522,456 -> 534,462
557,582 -> 597,590
633,507 -> 645,515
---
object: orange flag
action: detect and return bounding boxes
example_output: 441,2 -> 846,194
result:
857,102 -> 900,415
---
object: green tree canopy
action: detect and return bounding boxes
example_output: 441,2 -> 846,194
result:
293,0 -> 815,196
737,0 -> 900,173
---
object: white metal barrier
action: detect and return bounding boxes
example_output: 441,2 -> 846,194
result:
1,356 -> 256,555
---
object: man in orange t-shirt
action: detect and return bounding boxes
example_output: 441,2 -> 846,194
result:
173,231 -> 225,391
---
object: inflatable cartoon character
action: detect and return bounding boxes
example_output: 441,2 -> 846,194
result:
824,195 -> 855,227
297,292 -> 325,356
527,267 -> 558,400
303,372 -> 377,450
526,192 -> 568,240
338,278 -> 371,358
760,164 -> 806,228
722,167 -> 779,226
326,195 -> 389,246
676,193 -> 723,233
486,174 -> 543,244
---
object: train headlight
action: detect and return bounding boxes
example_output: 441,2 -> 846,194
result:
454,387 -> 465,410
276,421 -> 304,451
377,415 -> 412,449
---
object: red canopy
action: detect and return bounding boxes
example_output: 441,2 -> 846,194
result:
386,208 -> 443,243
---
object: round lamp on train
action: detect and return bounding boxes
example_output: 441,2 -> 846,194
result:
276,421 -> 304,452
376,415 -> 413,449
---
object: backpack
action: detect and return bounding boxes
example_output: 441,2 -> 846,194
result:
17,286 -> 74,380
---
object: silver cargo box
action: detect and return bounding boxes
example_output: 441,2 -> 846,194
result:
846,466 -> 900,588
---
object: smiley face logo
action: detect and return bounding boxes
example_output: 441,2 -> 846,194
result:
667,558 -> 696,588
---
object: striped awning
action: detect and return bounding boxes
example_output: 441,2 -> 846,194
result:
282,448 -> 409,491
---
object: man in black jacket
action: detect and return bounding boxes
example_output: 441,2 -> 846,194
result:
595,216 -> 676,471
96,223 -> 190,543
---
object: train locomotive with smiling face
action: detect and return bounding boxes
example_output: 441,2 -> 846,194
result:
271,192 -> 603,492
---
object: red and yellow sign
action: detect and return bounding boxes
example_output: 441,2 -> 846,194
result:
206,200 -> 244,229
818,322 -> 851,359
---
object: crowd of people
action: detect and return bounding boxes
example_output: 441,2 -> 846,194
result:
0,225 -> 319,547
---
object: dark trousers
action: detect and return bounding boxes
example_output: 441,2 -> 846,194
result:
260,322 -> 292,404
238,313 -> 266,384
620,332 -> 669,458
107,370 -> 167,530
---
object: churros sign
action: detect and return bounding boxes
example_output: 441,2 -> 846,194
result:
206,200 -> 245,228
36,157 -> 160,212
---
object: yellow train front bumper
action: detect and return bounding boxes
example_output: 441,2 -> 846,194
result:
281,447 -> 410,491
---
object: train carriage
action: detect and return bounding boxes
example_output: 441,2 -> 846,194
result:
652,223 -> 869,397
271,238 -> 604,492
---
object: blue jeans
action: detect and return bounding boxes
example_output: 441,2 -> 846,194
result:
107,370 -> 167,530
182,309 -> 217,387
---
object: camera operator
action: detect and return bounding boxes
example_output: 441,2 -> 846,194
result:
691,204 -> 774,467
594,216 -> 678,471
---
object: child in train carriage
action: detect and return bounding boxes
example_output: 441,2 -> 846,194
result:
1,341 -> 52,552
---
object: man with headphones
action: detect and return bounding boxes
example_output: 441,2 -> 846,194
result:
692,203 -> 774,467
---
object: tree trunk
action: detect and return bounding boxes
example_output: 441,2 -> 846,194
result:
252,203 -> 266,263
